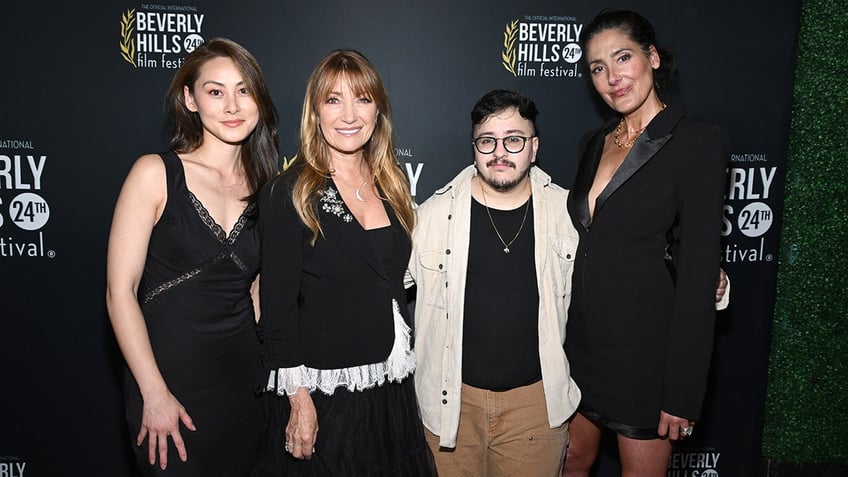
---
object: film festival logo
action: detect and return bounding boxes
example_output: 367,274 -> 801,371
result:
501,16 -> 583,78
721,153 -> 777,263
0,140 -> 54,259
119,4 -> 206,69
0,456 -> 27,477
668,448 -> 720,476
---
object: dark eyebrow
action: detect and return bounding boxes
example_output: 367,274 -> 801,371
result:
200,80 -> 245,87
476,128 -> 530,137
588,47 -> 632,64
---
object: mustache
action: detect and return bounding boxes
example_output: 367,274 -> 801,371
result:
486,158 -> 516,168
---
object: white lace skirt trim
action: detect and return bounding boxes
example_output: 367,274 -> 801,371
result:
266,299 -> 416,396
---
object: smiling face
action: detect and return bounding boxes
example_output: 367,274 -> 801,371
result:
184,56 -> 259,146
318,75 -> 378,160
472,106 -> 538,193
585,27 -> 660,116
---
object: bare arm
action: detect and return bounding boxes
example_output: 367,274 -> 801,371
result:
251,274 -> 261,323
105,154 -> 195,470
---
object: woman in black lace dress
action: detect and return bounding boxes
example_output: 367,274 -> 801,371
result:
106,38 -> 278,476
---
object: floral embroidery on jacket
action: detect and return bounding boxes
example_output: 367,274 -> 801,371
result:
320,187 -> 353,222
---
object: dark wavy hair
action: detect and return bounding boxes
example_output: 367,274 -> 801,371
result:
163,37 -> 279,203
581,10 -> 678,96
471,89 -> 539,136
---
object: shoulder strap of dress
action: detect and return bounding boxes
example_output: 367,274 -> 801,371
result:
158,151 -> 187,195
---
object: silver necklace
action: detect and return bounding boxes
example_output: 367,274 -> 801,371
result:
354,181 -> 368,202
480,186 -> 530,254
330,169 -> 368,202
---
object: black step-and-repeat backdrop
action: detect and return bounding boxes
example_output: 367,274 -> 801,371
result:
1,1 -> 799,475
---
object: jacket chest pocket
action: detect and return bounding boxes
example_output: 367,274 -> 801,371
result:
549,236 -> 578,298
416,250 -> 448,309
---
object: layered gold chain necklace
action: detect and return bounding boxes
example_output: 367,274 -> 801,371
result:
613,103 -> 667,148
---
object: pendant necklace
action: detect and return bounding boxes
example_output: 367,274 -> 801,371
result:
354,181 -> 368,202
328,163 -> 369,202
480,185 -> 530,254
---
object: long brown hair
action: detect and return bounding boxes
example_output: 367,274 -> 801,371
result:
293,49 -> 414,243
164,37 -> 279,203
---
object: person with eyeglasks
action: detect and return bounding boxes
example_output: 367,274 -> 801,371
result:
406,89 -> 580,476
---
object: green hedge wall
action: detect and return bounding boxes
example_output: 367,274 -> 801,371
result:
761,0 -> 848,465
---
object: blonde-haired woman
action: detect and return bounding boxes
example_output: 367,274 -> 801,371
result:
255,49 -> 436,476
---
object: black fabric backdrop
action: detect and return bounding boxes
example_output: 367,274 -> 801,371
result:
1,1 -> 799,475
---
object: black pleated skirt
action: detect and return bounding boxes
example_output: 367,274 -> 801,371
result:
253,376 -> 437,477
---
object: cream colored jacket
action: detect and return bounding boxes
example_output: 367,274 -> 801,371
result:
407,165 -> 582,448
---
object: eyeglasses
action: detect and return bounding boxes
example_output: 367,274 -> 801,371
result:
472,136 -> 534,154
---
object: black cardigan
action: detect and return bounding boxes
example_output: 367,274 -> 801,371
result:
257,169 -> 412,371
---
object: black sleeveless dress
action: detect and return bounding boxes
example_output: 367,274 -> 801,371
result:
123,151 -> 264,476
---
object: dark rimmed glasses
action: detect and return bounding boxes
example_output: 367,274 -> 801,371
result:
472,135 -> 534,154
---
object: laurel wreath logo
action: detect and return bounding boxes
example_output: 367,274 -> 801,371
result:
501,20 -> 518,76
282,154 -> 298,171
120,9 -> 137,67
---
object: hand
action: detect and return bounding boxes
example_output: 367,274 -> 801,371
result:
715,268 -> 728,303
286,387 -> 319,460
137,390 -> 196,470
657,410 -> 694,441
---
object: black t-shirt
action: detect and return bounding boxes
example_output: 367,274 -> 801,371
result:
462,197 -> 541,390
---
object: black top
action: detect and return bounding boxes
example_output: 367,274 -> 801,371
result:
566,102 -> 729,428
257,169 -> 413,371
462,197 -> 541,390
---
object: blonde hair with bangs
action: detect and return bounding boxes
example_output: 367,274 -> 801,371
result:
293,49 -> 414,244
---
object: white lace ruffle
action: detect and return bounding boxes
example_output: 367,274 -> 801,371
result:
266,299 -> 416,396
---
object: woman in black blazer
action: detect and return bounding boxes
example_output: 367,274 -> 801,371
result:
255,50 -> 436,476
563,11 -> 729,476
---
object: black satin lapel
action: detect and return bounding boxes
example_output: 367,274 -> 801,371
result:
594,133 -> 672,215
573,131 -> 605,230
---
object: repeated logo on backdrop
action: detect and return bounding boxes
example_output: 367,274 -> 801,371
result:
0,457 -> 27,477
722,152 -> 778,263
668,448 -> 721,476
0,140 -> 53,259
501,15 -> 583,78
119,4 -> 207,69
396,147 -> 424,201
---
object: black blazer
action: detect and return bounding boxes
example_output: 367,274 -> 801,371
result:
566,102 -> 730,425
257,169 -> 412,371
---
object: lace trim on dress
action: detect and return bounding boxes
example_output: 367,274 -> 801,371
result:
188,191 -> 227,241
142,200 -> 255,304
266,299 -> 416,396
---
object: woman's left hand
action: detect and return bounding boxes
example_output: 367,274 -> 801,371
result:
658,410 -> 695,441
